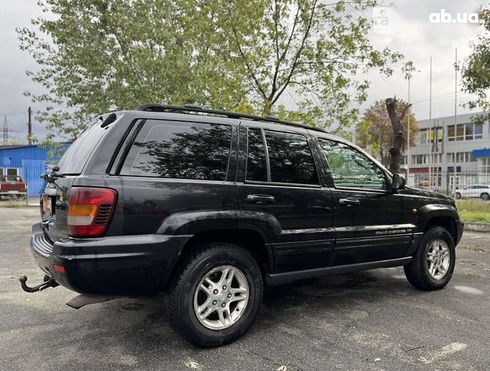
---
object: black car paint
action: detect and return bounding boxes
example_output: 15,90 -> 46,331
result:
31,110 -> 464,295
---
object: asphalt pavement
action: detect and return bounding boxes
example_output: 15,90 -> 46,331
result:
0,207 -> 489,370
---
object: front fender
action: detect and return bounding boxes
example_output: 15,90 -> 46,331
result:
417,204 -> 460,228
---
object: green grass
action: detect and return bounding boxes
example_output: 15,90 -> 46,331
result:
456,200 -> 490,223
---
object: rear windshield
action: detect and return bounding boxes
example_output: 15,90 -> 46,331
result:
57,120 -> 107,174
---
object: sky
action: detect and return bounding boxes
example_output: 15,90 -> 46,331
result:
0,0 -> 487,142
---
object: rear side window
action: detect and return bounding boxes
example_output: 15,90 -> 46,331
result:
245,128 -> 318,185
57,120 -> 107,174
121,120 -> 232,180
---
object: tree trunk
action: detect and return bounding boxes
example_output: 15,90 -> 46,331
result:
385,97 -> 404,174
262,98 -> 272,116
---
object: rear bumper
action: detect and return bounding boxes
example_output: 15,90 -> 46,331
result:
30,223 -> 191,295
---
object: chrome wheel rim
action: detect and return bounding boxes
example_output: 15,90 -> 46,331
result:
193,265 -> 249,330
427,239 -> 451,280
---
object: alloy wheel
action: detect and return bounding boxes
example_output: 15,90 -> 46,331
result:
426,239 -> 451,280
193,265 -> 249,330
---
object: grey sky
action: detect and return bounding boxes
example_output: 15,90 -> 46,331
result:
0,0 -> 486,142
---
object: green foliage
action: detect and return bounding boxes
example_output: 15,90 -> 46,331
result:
356,99 -> 419,166
18,0 -> 404,140
462,8 -> 490,120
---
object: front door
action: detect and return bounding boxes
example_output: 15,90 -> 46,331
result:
236,124 -> 335,273
317,138 -> 412,265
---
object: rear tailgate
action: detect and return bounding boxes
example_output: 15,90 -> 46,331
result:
42,121 -> 110,242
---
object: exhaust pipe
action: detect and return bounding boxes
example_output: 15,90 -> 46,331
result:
19,275 -> 59,293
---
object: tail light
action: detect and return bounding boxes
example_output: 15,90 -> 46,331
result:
68,187 -> 117,237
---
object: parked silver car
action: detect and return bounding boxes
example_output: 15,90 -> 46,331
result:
454,185 -> 490,200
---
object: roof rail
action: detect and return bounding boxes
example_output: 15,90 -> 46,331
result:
135,104 -> 326,133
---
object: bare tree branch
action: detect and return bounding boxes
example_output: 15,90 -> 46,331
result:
228,20 -> 268,99
270,2 -> 301,100
271,0 -> 318,105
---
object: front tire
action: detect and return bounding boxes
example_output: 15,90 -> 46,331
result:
455,192 -> 462,199
168,243 -> 263,347
404,227 -> 455,290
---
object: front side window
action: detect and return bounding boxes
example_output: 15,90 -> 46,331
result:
121,120 -> 232,180
264,130 -> 318,185
319,139 -> 387,190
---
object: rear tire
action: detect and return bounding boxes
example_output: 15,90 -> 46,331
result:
168,243 -> 263,347
481,193 -> 489,201
404,227 -> 455,290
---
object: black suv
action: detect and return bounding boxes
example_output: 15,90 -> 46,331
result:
23,104 -> 463,347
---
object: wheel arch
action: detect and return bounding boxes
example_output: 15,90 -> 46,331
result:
418,204 -> 460,245
172,227 -> 273,282
422,216 -> 459,245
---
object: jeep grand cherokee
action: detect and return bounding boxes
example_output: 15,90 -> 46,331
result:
22,104 -> 463,347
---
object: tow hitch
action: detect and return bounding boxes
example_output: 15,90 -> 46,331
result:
19,274 -> 59,293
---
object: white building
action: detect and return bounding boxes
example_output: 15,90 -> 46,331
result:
404,112 -> 490,192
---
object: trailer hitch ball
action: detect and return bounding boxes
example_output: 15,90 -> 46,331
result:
19,275 -> 59,293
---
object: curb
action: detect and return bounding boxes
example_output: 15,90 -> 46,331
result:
464,222 -> 490,233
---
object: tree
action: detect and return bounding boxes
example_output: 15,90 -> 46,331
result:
462,8 -> 490,118
385,97 -> 405,174
18,0 -> 404,140
356,99 -> 419,169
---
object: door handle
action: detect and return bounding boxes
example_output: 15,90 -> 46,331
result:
246,194 -> 275,204
339,198 -> 360,207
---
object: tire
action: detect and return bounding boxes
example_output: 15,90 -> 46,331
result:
481,193 -> 489,201
168,243 -> 263,347
404,227 -> 456,290
455,192 -> 462,200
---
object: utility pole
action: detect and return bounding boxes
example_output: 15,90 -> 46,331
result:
27,107 -> 32,145
428,56 -> 433,190
2,116 -> 7,143
452,48 -> 458,194
406,76 -> 411,184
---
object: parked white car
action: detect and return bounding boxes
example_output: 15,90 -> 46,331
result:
454,185 -> 490,200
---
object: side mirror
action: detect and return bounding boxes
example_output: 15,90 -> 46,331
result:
391,173 -> 406,191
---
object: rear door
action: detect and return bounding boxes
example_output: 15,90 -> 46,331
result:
116,118 -> 238,235
236,123 -> 334,273
316,137 -> 411,265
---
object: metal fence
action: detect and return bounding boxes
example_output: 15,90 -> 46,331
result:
406,171 -> 490,195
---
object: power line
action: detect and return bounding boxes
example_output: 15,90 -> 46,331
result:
0,112 -> 26,117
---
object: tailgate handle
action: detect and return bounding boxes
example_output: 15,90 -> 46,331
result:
339,198 -> 360,207
246,194 -> 275,204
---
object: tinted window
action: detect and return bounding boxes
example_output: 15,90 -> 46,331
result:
121,121 -> 232,180
246,128 -> 267,181
319,139 -> 387,190
57,120 -> 107,174
264,130 -> 318,185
